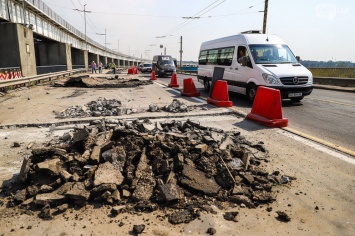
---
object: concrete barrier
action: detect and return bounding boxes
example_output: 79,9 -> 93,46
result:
313,77 -> 355,87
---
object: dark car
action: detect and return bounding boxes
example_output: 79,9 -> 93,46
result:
152,55 -> 176,77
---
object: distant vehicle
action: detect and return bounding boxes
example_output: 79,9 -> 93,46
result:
139,63 -> 152,73
138,64 -> 143,71
197,30 -> 313,102
152,55 -> 177,77
181,64 -> 198,73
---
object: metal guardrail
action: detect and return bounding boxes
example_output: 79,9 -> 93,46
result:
0,68 -> 86,88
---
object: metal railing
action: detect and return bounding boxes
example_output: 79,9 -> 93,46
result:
0,68 -> 86,89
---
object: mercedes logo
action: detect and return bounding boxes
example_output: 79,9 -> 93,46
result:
293,77 -> 299,84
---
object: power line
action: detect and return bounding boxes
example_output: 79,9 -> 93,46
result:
165,0 -> 226,35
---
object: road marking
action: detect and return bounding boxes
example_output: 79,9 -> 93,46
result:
281,127 -> 355,163
154,81 -> 206,103
305,97 -> 355,107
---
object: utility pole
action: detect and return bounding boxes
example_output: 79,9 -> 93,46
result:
104,29 -> 107,55
179,36 -> 183,70
74,5 -> 91,50
262,0 -> 269,34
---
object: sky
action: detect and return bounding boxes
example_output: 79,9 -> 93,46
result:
41,0 -> 355,62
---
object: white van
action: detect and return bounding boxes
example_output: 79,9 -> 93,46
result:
197,31 -> 313,102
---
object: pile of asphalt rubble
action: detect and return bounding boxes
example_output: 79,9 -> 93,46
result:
2,119 -> 293,233
55,98 -> 195,118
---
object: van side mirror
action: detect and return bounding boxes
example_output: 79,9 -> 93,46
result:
296,56 -> 300,62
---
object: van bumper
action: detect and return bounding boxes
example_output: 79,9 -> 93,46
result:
267,85 -> 313,99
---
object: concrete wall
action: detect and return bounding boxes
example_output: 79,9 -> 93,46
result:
88,53 -> 99,67
71,48 -> 85,69
36,42 -> 68,66
0,23 -> 36,77
99,56 -> 105,65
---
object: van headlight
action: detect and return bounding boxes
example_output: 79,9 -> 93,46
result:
308,74 -> 313,84
262,73 -> 280,84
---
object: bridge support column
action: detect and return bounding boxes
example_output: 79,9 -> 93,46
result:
65,44 -> 72,70
0,23 -> 36,77
84,50 -> 88,72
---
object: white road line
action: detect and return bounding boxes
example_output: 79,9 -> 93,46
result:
155,82 -> 206,103
278,130 -> 355,165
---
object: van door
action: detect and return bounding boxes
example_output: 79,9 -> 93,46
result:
234,45 -> 253,94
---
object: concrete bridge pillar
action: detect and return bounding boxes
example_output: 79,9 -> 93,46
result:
84,50 -> 88,71
0,23 -> 36,77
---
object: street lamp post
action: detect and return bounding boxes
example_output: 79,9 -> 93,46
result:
96,29 -> 107,56
74,5 -> 91,50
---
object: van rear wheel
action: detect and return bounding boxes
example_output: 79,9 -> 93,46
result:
204,79 -> 211,92
246,83 -> 257,102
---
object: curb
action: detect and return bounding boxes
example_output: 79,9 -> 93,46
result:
313,85 -> 355,93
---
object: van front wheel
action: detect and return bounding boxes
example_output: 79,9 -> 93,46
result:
247,83 -> 257,102
290,96 -> 304,103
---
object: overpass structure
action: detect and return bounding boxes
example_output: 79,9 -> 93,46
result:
0,0 -> 148,77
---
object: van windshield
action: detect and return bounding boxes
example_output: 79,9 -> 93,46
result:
158,60 -> 174,66
249,44 -> 298,64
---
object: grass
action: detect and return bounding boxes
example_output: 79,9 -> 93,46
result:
308,68 -> 355,78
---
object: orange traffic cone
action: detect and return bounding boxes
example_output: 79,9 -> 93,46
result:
127,67 -> 133,74
207,80 -> 232,107
151,71 -> 157,80
168,73 -> 179,88
246,86 -> 288,128
181,78 -> 200,97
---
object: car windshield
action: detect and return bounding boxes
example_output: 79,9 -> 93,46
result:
249,44 -> 298,64
159,60 -> 174,66
143,64 -> 152,67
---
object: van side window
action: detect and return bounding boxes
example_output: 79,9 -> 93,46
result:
199,50 -> 207,65
207,49 -> 218,65
218,47 -> 235,66
198,47 -> 235,66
